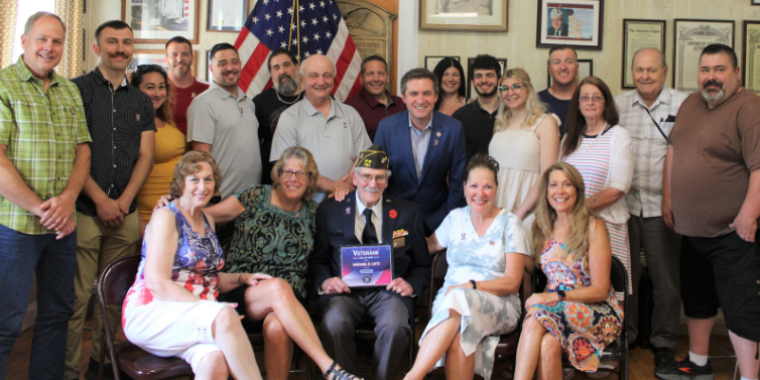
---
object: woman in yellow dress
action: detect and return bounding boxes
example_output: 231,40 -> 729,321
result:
133,65 -> 187,235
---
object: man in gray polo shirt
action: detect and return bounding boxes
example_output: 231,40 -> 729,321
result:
270,54 -> 372,202
187,42 -> 261,199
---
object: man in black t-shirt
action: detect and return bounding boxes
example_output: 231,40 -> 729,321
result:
537,45 -> 578,138
452,54 -> 501,160
253,49 -> 304,184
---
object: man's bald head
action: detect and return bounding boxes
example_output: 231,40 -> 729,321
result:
300,54 -> 336,102
632,47 -> 666,70
299,54 -> 336,77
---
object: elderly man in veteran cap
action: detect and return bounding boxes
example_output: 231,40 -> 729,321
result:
311,145 -> 431,380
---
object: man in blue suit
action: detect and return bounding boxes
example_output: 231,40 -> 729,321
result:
375,68 -> 467,235
312,145 -> 430,380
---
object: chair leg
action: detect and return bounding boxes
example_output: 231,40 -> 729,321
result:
98,334 -> 106,380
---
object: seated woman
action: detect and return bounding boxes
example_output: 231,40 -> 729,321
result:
404,154 -> 530,380
513,162 -> 624,380
126,151 -> 359,380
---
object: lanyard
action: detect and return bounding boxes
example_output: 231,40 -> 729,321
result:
643,106 -> 671,144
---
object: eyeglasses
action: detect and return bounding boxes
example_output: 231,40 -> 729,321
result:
498,84 -> 523,92
281,170 -> 309,179
358,173 -> 387,184
579,95 -> 605,103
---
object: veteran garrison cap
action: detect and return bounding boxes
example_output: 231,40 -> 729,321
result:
356,144 -> 389,170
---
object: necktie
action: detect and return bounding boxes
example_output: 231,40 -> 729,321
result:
362,208 -> 378,245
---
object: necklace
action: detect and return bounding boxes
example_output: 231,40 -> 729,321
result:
276,90 -> 301,105
582,122 -> 609,152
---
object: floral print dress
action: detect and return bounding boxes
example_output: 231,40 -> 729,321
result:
527,239 -> 624,372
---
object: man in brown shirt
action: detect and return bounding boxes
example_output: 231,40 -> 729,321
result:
660,44 -> 760,380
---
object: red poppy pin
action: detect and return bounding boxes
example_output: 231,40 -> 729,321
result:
389,209 -> 397,219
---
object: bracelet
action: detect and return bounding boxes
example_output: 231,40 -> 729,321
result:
470,280 -> 477,290
238,274 -> 243,287
557,289 -> 566,301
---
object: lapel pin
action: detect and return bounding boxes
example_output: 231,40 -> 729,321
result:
433,140 -> 440,146
345,207 -> 351,215
436,132 -> 441,137
389,209 -> 397,219
461,233 -> 466,240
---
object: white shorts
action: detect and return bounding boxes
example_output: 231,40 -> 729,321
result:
123,299 -> 228,371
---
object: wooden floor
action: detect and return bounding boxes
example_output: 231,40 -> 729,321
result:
8,318 -> 743,380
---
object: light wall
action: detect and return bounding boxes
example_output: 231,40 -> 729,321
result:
418,0 -> 760,97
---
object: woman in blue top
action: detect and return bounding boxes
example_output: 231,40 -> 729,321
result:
403,154 -> 531,380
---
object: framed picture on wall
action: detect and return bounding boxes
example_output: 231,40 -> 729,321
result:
122,0 -> 200,43
206,50 -> 213,82
207,0 -> 248,32
673,19 -> 734,92
743,21 -> 760,94
419,0 -> 508,32
424,56 -> 459,71
129,49 -> 197,77
467,57 -> 507,99
753,0 -> 760,5
548,59 -> 593,87
536,0 -> 604,50
621,19 -> 666,89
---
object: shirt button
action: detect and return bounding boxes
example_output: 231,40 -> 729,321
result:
113,128 -> 116,131
111,184 -> 114,187
113,109 -> 116,113
113,165 -> 117,168
113,146 -> 116,149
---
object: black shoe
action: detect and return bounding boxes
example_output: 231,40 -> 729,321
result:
84,358 -> 115,380
653,347 -> 675,367
654,356 -> 714,380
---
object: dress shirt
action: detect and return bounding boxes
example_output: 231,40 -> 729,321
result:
451,98 -> 498,160
409,115 -> 433,179
0,57 -> 92,234
343,89 -> 407,141
355,192 -> 383,243
615,87 -> 688,218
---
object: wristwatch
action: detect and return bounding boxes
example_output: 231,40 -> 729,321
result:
557,290 -> 567,301
469,280 -> 477,290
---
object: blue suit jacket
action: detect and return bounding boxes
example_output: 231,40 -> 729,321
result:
374,110 -> 467,232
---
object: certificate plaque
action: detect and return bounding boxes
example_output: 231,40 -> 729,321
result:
743,21 -> 760,95
673,19 -> 734,92
341,245 -> 394,287
622,19 -> 666,89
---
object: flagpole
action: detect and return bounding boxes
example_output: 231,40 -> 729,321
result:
295,0 -> 301,59
287,0 -> 296,51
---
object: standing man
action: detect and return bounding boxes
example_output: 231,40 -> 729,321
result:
253,49 -> 304,185
164,36 -> 209,135
270,54 -> 372,202
374,68 -> 467,234
538,45 -> 578,137
187,42 -> 262,199
452,54 -> 501,160
615,47 -> 687,368
344,55 -> 406,141
65,20 -> 156,380
312,145 -> 430,380
659,43 -> 760,380
0,12 -> 91,380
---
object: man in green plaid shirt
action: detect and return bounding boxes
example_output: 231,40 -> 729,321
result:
0,12 -> 92,380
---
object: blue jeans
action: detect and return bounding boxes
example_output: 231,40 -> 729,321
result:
0,223 -> 77,380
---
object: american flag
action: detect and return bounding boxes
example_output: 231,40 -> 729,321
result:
233,0 -> 363,101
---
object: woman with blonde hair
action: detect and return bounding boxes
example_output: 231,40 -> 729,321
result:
488,68 -> 559,247
513,162 -> 623,380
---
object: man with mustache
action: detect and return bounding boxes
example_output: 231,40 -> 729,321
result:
66,20 -> 156,380
452,54 -> 502,160
253,49 -> 304,185
344,55 -> 406,141
614,48 -> 687,369
164,36 -> 209,135
311,145 -> 430,380
660,43 -> 760,380
187,42 -> 262,202
0,12 -> 92,379
270,54 -> 372,203
538,45 -> 579,138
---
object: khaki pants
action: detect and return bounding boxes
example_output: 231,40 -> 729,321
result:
64,212 -> 139,380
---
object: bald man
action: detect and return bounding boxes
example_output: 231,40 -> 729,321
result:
270,54 -> 372,203
615,48 -> 687,367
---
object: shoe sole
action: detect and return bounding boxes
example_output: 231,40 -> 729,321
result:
654,372 -> 713,380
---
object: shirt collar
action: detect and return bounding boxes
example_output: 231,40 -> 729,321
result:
209,82 -> 246,102
355,191 -> 383,218
631,87 -> 672,110
303,97 -> 338,119
15,55 -> 59,86
359,88 -> 395,108
408,113 -> 433,130
91,66 -> 129,89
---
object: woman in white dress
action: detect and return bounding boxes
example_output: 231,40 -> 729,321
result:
489,68 -> 559,247
403,154 -> 531,380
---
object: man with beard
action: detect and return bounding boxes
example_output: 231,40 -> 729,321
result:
187,43 -> 262,200
253,49 -> 304,185
451,54 -> 501,160
659,43 -> 760,380
538,45 -> 578,138
164,36 -> 208,135
66,20 -> 156,379
344,55 -> 406,141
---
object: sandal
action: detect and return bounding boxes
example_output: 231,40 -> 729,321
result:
324,361 -> 363,380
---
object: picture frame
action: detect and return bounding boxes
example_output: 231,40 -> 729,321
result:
621,19 -> 666,89
129,49 -> 197,77
753,0 -> 760,5
122,0 -> 200,44
207,0 -> 248,32
743,21 -> 760,94
424,56 -> 459,71
467,57 -> 507,99
536,0 -> 604,50
673,19 -> 734,92
548,59 -> 593,87
419,0 -> 508,32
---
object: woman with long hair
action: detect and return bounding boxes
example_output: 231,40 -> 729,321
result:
489,68 -> 559,248
432,58 -> 473,115
513,162 -> 623,380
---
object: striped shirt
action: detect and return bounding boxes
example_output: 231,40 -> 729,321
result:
615,88 -> 687,218
0,56 -> 92,234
